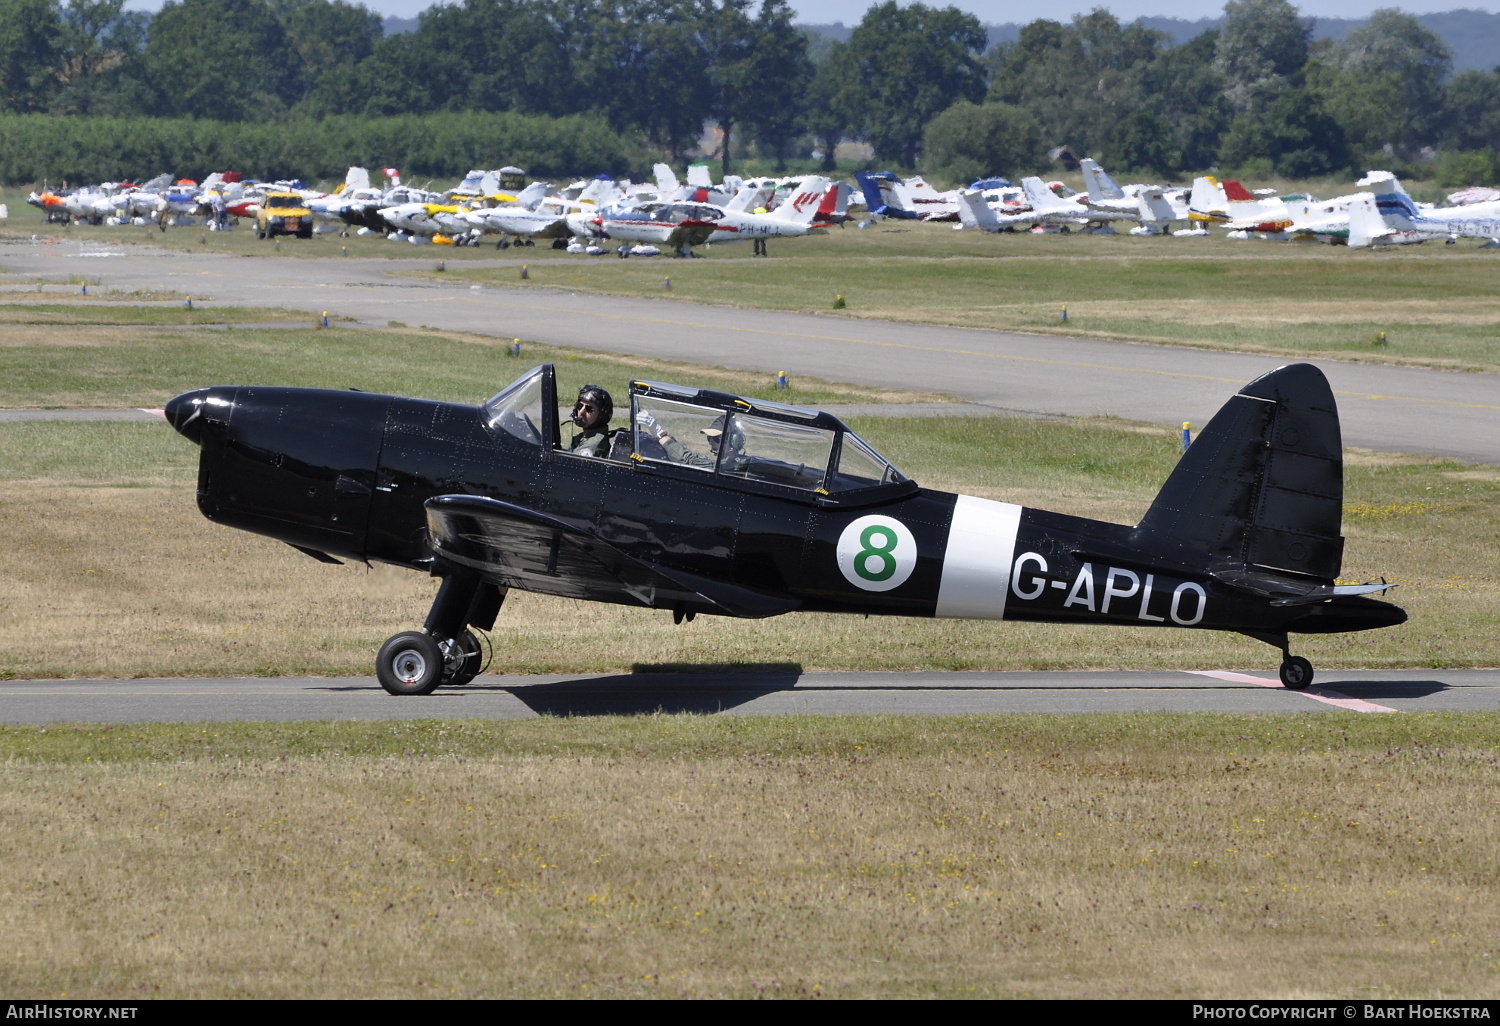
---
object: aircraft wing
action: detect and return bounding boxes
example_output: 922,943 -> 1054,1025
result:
425,494 -> 798,618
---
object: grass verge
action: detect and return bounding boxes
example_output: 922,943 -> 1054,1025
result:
0,304 -> 321,325
0,322 -> 936,410
1,714 -> 1496,998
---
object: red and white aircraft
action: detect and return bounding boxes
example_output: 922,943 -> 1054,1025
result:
582,177 -> 838,256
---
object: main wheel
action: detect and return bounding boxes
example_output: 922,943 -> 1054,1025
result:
376,631 -> 445,695
441,629 -> 484,687
1280,656 -> 1314,690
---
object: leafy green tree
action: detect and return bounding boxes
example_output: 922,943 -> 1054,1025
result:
801,42 -> 851,171
573,0 -> 711,157
1127,29 -> 1228,173
1326,8 -> 1449,148
921,99 -> 1043,183
1306,58 -> 1407,163
49,0 -> 150,114
739,0 -> 811,171
273,0 -> 381,115
1441,69 -> 1500,151
1219,85 -> 1349,176
697,0 -> 754,175
988,11 -> 1166,162
1214,0 -> 1310,112
144,0 -> 304,120
0,0 -> 62,112
833,1 -> 987,167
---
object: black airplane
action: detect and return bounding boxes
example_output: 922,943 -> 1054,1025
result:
162,361 -> 1406,696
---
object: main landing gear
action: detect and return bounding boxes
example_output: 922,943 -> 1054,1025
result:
375,566 -> 503,695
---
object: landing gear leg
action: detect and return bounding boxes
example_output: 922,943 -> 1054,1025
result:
1243,630 -> 1314,690
375,567 -> 504,694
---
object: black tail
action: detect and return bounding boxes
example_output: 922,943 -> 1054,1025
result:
1136,363 -> 1343,581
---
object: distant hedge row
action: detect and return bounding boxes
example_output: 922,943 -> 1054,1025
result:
0,112 -> 652,186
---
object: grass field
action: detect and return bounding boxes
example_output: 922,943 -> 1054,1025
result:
2,714 -> 1497,998
2,206 -> 1497,998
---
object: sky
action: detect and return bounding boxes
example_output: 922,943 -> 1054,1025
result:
120,0 -> 1500,22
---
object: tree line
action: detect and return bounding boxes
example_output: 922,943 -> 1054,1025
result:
2,0 -> 1498,186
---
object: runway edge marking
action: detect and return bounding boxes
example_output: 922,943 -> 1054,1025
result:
1189,670 -> 1398,713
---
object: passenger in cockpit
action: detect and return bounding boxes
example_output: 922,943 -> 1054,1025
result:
567,385 -> 614,458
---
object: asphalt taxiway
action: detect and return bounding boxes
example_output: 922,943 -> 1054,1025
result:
4,669 -> 1497,723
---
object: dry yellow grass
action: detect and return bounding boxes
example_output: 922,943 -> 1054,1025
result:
2,720 -> 1497,998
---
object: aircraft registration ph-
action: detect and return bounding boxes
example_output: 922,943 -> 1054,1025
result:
163,363 -> 1405,695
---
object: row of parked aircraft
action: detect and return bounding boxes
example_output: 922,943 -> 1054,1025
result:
863,161 -> 1500,247
26,163 -> 853,258
26,158 -> 1500,252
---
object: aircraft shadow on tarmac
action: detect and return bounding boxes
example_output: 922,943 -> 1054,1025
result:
492,663 -> 804,716
1317,679 -> 1451,699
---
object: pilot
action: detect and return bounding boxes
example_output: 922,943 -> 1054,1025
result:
639,411 -> 740,470
568,385 -> 613,458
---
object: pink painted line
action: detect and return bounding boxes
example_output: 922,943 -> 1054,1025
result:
1188,670 -> 1399,714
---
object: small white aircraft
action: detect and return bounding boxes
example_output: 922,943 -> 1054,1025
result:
1357,171 -> 1500,245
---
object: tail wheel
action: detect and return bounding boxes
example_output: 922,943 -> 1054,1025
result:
441,629 -> 485,687
1280,656 -> 1314,690
376,631 -> 444,695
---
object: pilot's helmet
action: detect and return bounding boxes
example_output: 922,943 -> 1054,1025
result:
573,385 -> 613,428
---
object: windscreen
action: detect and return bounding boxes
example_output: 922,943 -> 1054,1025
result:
482,366 -> 548,445
828,432 -> 908,491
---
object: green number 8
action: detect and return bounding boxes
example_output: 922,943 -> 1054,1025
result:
855,525 -> 898,581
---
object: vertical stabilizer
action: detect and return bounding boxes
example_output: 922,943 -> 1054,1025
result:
1347,192 -> 1394,248
653,164 -> 680,194
956,189 -> 1001,231
1021,177 -> 1068,212
1189,176 -> 1226,221
1135,363 -> 1344,581
1136,186 -> 1177,224
1080,159 -> 1125,201
768,177 -> 832,224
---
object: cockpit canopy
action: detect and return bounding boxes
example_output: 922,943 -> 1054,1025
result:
481,365 -> 911,498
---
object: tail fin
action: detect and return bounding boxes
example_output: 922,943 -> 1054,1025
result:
725,183 -> 774,212
513,181 -> 549,209
1021,177 -> 1067,212
686,163 -> 713,189
854,171 -> 889,215
1222,179 -> 1256,202
769,177 -> 832,224
1135,363 -> 1344,581
955,189 -> 1001,231
653,164 -> 680,194
1136,186 -> 1177,224
1080,158 -> 1124,201
814,182 -> 841,222
1347,192 -> 1394,248
1189,176 -> 1226,221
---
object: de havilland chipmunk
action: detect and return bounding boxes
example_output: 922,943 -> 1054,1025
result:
162,360 -> 1405,696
